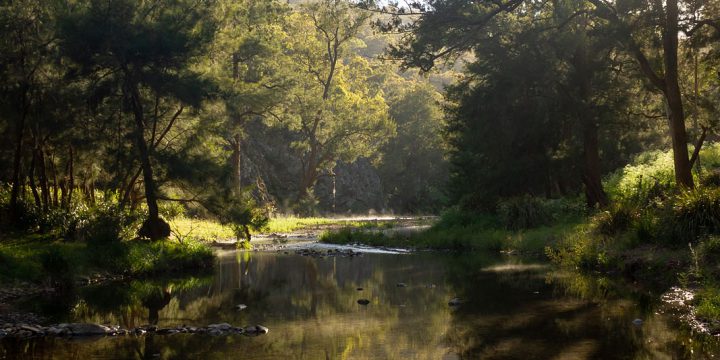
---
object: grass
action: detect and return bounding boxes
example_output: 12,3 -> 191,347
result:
0,233 -> 214,284
320,216 -> 582,253
170,215 -> 410,242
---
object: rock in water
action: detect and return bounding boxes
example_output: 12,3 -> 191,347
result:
156,328 -> 179,335
243,325 -> 269,336
357,299 -> 370,305
208,323 -> 233,331
65,323 -> 111,336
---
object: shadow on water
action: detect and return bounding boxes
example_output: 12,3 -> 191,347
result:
2,250 -> 720,359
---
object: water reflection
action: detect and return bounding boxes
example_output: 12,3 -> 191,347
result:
2,251 -> 720,359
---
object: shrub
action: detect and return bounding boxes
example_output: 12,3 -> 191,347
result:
497,196 -> 551,230
159,201 -> 185,220
40,247 -> 75,289
592,202 -> 636,236
295,188 -> 320,217
83,203 -> 141,245
695,286 -> 720,321
433,206 -> 490,230
604,150 -> 675,202
670,188 -> 720,243
126,240 -> 214,275
697,236 -> 720,277
217,192 -> 269,242
701,170 -> 720,188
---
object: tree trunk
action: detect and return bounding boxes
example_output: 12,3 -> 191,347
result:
573,35 -> 608,208
126,78 -> 169,240
68,146 -> 74,208
29,150 -> 41,209
49,152 -> 59,207
10,98 -> 27,219
36,147 -> 50,213
232,133 -> 242,194
582,121 -> 608,208
62,146 -> 74,209
299,155 -> 318,197
663,0 -> 694,188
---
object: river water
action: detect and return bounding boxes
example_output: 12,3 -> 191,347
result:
1,249 -> 719,359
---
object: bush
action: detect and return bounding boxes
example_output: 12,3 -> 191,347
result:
701,170 -> 720,188
216,190 -> 269,241
669,188 -> 720,243
433,207 -> 491,230
83,203 -> 142,245
126,240 -> 214,275
40,247 -> 75,289
159,201 -> 185,220
697,236 -> 720,277
695,286 -> 720,321
604,150 -> 675,202
497,196 -> 551,230
295,188 -> 319,217
592,202 -> 637,236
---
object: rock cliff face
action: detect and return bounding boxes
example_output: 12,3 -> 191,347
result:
315,158 -> 385,213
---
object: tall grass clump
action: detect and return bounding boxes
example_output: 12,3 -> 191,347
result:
497,196 -> 551,230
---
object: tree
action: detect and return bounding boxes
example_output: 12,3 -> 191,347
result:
205,0 -> 292,196
372,0 -> 720,190
378,80 -> 447,212
58,0 -> 215,239
0,0 -> 57,219
284,1 -> 395,204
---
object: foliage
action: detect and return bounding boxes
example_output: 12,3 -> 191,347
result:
217,192 -> 270,242
603,150 -> 677,202
669,188 -> 720,243
294,188 -> 320,217
497,196 -> 552,230
0,234 -> 214,285
321,208 -> 580,253
125,240 -> 214,275
39,247 -> 75,289
378,82 -> 448,213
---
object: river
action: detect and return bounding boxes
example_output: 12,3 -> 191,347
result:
1,249 -> 718,359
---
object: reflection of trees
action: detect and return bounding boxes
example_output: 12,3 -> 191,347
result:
441,254 -> 720,359
10,252 -> 720,359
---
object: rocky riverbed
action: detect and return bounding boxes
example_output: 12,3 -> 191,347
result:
0,322 -> 268,339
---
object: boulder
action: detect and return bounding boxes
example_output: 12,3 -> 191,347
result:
64,323 -> 111,336
243,325 -> 269,335
208,323 -> 233,331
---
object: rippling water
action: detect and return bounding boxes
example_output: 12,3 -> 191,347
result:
2,250 -> 719,359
